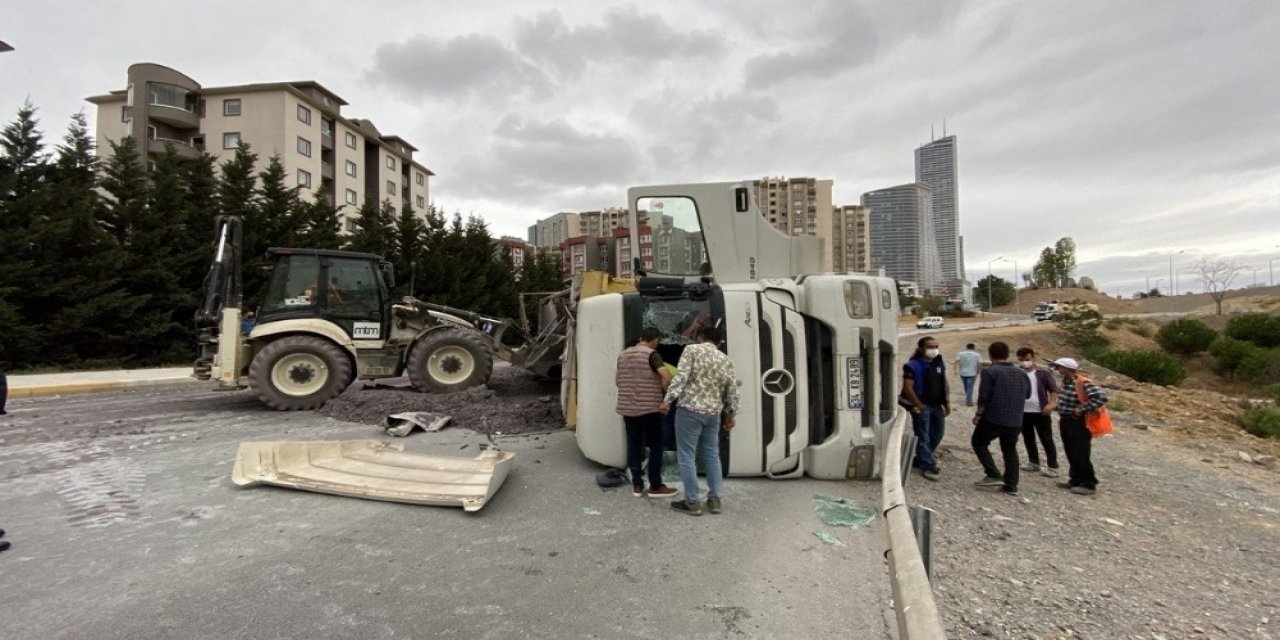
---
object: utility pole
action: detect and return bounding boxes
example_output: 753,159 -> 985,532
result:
1168,250 -> 1184,312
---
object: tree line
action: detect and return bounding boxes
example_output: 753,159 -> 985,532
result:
0,103 -> 564,370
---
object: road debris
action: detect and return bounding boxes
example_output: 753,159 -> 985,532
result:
382,412 -> 452,437
812,494 -> 875,528
813,530 -> 844,547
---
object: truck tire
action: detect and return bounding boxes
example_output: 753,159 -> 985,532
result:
249,335 -> 353,411
407,328 -> 494,393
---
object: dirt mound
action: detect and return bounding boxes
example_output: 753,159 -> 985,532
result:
319,364 -> 564,436
993,287 -> 1141,316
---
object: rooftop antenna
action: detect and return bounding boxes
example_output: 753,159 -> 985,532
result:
930,123 -> 935,141
943,118 -> 947,137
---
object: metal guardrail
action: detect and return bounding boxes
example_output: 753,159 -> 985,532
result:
881,410 -> 946,639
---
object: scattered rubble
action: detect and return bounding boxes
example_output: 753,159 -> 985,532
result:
320,364 -> 563,436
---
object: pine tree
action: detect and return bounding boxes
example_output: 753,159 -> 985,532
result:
217,143 -> 260,254
295,189 -> 342,250
98,136 -> 148,245
392,201 -> 427,296
257,154 -> 301,250
345,199 -> 396,257
0,102 -> 50,364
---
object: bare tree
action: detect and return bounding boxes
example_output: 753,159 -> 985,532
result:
1194,257 -> 1243,315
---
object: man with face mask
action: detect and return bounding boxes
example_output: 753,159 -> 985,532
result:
902,336 -> 950,481
1016,347 -> 1060,476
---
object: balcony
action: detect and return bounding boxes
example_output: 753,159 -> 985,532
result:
148,104 -> 199,129
147,137 -> 199,159
320,130 -> 334,150
321,162 -> 335,180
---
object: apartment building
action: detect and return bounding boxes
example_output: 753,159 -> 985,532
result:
607,225 -> 654,277
86,63 -> 433,231
562,236 -> 608,277
751,177 -> 834,271
496,236 -> 528,269
831,204 -> 872,273
530,212 -> 581,249
862,182 -> 942,293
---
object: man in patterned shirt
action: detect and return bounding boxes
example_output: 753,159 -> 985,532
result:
659,324 -> 740,516
1051,357 -> 1108,495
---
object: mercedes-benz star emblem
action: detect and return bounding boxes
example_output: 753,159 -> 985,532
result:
761,368 -> 794,397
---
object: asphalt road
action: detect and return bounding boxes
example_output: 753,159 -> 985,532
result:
0,385 -> 894,640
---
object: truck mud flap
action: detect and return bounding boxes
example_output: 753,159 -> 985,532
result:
231,440 -> 515,512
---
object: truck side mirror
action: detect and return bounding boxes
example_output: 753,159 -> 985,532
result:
381,263 -> 396,289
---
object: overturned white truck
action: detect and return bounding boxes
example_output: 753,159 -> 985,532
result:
570,182 -> 901,480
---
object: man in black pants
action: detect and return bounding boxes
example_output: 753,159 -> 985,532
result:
614,327 -> 679,499
1016,347 -> 1060,476
971,342 -> 1031,495
1051,357 -> 1108,495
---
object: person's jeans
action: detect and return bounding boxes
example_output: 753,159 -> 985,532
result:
1021,412 -> 1058,468
1059,414 -> 1098,489
675,408 -> 724,503
972,419 -> 1021,489
911,405 -> 946,471
624,413 -> 664,488
961,376 -> 977,404
0,368 -> 7,415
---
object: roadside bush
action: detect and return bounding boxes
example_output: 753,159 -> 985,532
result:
1103,318 -> 1123,331
1256,383 -> 1280,403
1238,348 -> 1280,386
1155,317 -> 1218,355
1238,408 -> 1280,439
1225,313 -> 1280,348
1108,396 -> 1131,412
1094,349 -> 1187,386
1209,336 -> 1261,378
1128,323 -> 1152,338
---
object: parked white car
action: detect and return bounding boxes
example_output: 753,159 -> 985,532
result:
916,316 -> 944,329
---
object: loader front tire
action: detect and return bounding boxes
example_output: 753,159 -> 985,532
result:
407,328 -> 494,393
249,335 -> 353,410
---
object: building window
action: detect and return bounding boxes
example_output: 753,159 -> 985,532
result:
147,124 -> 157,140
416,195 -> 425,208
385,155 -> 396,170
345,189 -> 357,205
416,172 -> 425,186
344,218 -> 357,233
345,132 -> 357,148
344,160 -> 357,177
222,132 -> 241,149
386,180 -> 395,196
223,99 -> 241,116
297,104 -> 311,125
297,136 -> 312,157
297,169 -> 312,188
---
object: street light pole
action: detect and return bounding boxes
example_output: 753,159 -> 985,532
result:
1002,258 -> 1018,315
1270,256 -> 1279,287
987,256 -> 1003,312
1168,250 -> 1184,313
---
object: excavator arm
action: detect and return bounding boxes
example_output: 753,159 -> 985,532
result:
193,216 -> 245,383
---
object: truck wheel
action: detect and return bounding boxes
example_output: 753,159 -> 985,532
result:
407,328 -> 494,393
249,336 -> 353,410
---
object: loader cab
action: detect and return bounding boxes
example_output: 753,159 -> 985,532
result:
256,248 -> 393,341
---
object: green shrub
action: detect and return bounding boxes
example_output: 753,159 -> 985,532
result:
1225,313 -> 1280,348
1128,323 -> 1152,338
1155,318 -> 1218,355
1103,318 -> 1123,330
1256,383 -> 1280,403
1209,335 -> 1262,377
1108,396 -> 1131,412
1238,408 -> 1280,439
1238,348 -> 1280,386
1094,349 -> 1187,386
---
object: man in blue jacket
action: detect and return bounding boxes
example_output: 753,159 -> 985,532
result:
902,336 -> 949,481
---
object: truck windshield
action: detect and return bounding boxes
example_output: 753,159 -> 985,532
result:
635,196 -> 708,278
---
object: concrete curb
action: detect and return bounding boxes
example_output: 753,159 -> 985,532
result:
9,377 -> 199,399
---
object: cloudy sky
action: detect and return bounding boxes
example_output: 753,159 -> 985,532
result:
4,0 -> 1279,296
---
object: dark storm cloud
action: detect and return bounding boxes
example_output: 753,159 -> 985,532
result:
513,7 -> 726,78
366,33 -> 550,100
444,114 -> 646,205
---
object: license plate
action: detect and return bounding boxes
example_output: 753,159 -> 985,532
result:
846,356 -> 863,409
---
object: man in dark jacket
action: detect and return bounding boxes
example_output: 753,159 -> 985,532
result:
1016,347 -> 1060,476
902,336 -> 949,481
972,341 -> 1031,495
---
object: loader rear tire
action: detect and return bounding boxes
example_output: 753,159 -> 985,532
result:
407,328 -> 494,393
249,335 -> 353,411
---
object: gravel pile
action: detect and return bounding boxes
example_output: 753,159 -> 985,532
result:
319,364 -> 563,436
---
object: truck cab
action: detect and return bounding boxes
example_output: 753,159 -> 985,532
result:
573,183 -> 900,480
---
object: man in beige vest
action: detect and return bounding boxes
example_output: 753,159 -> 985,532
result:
616,327 -> 679,498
